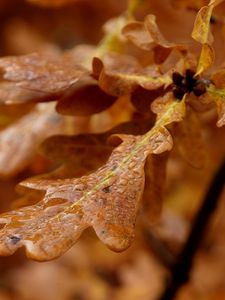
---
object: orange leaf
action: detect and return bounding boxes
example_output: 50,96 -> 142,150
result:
56,77 -> 117,116
98,53 -> 171,97
0,53 -> 87,104
37,118 -> 154,179
122,14 -> 184,51
151,92 -> 186,126
0,98 -> 185,260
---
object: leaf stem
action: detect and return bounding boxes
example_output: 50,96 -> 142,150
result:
157,157 -> 225,300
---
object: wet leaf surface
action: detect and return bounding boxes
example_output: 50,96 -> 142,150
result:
0,53 -> 88,104
0,97 -> 186,260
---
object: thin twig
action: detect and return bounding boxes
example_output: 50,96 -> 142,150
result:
157,158 -> 225,300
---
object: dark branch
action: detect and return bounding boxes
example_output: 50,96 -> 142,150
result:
157,157 -> 225,300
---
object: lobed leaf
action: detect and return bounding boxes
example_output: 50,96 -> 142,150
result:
98,53 -> 172,97
122,14 -> 183,51
0,98 -> 185,261
36,118 -> 154,179
191,0 -> 223,75
122,20 -> 154,51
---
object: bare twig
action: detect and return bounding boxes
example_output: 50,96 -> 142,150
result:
157,158 -> 225,300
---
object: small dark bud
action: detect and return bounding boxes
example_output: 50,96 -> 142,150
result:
173,87 -> 186,100
172,69 -> 210,100
193,82 -> 206,96
172,72 -> 184,86
185,69 -> 195,79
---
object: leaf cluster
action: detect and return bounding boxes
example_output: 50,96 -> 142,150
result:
0,0 -> 224,261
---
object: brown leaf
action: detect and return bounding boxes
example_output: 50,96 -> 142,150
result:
56,77 -> 117,116
0,96 -> 186,260
26,118 -> 154,180
0,133 -> 170,260
191,1 -> 220,75
122,15 -> 184,51
131,86 -> 165,114
144,15 -> 182,49
0,103 -> 65,178
98,53 -> 171,97
0,53 -> 87,104
122,20 -> 155,51
151,92 -> 186,126
0,68 -> 188,260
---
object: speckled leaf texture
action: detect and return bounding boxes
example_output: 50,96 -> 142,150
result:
0,98 -> 185,261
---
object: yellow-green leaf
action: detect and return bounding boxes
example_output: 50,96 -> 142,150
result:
195,43 -> 214,76
191,5 -> 213,44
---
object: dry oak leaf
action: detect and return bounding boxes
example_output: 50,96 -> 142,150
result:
98,53 -> 172,97
0,99 -> 185,260
0,52 -> 87,104
191,0 -> 225,44
13,119 -> 154,208
191,1 -> 223,75
130,86 -> 166,114
151,92 -> 186,125
35,118 -> 155,180
0,103 -> 65,178
56,77 -> 117,116
122,14 -> 184,51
